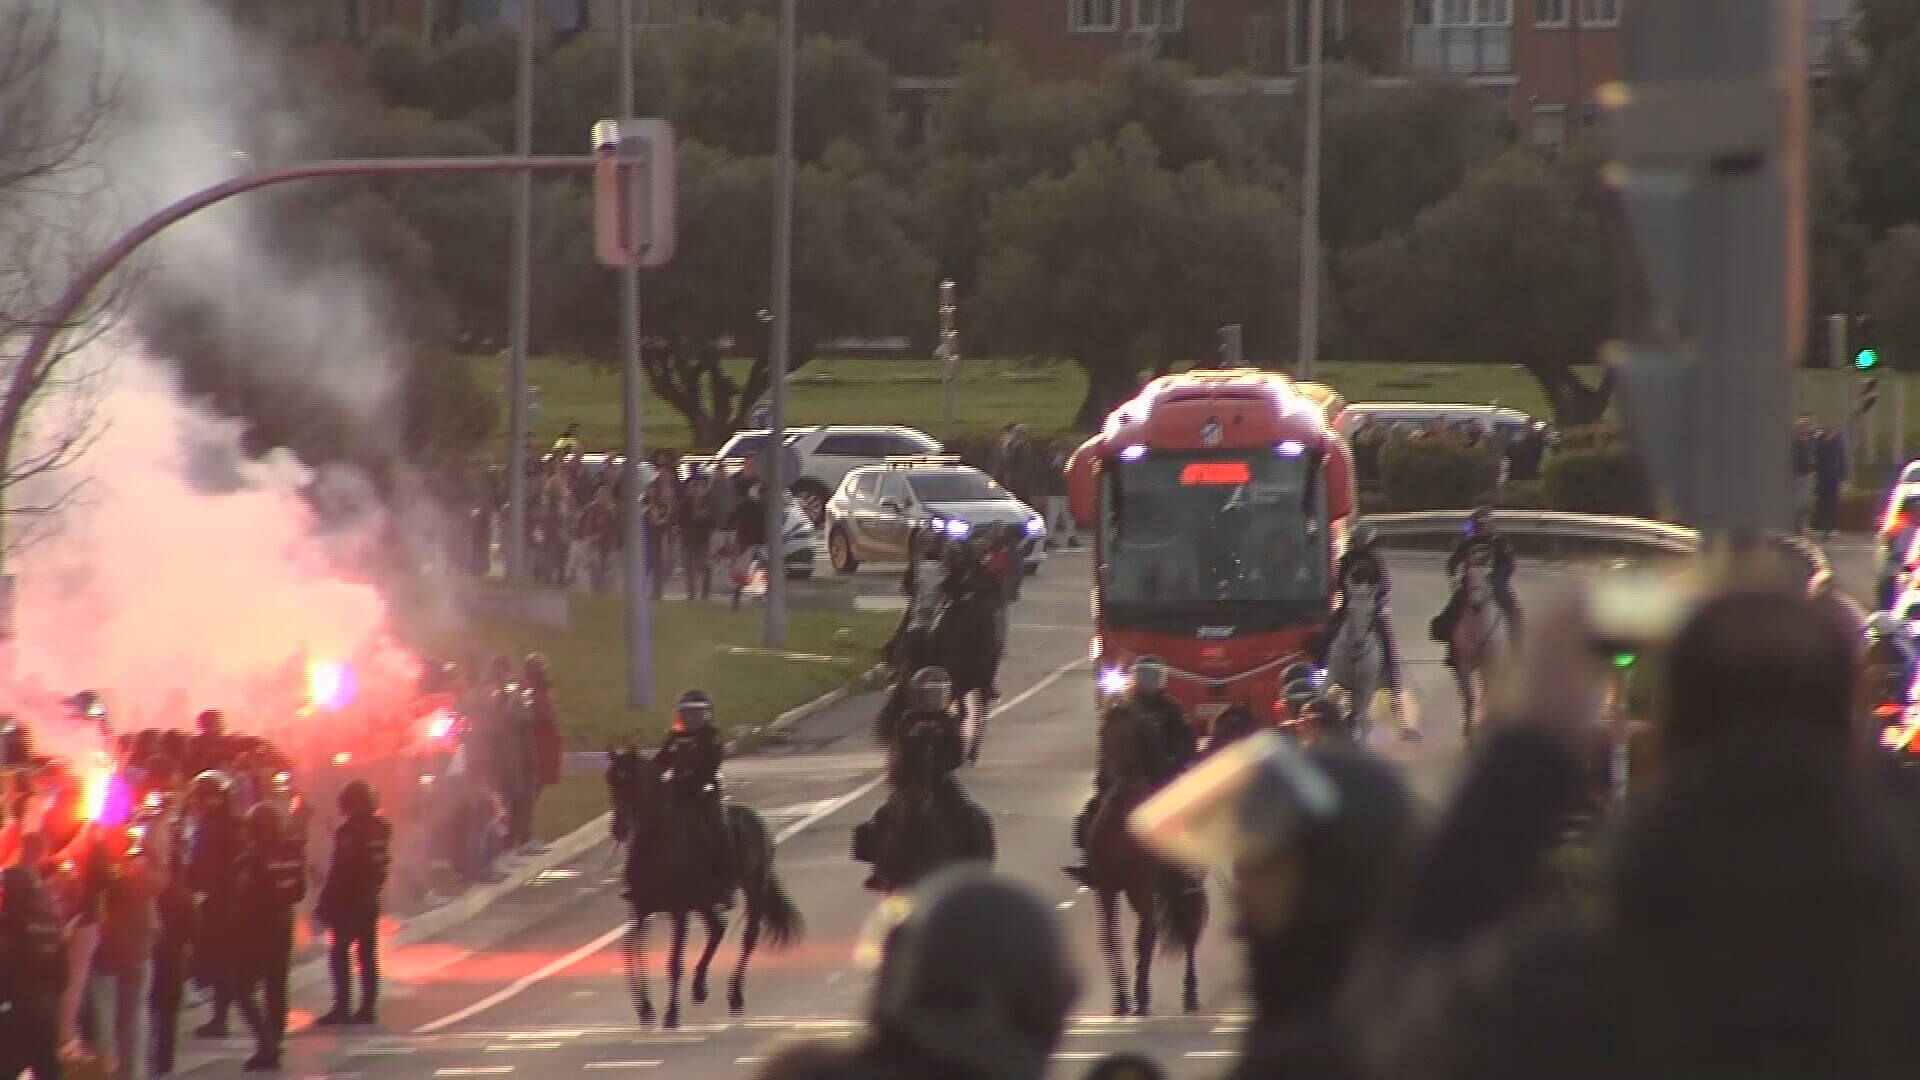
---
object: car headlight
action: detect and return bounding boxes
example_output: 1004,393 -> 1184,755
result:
945,519 -> 973,539
1024,516 -> 1045,537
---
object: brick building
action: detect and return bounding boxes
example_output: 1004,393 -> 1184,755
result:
990,0 -> 1859,144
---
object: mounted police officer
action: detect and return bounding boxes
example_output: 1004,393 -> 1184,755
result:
186,770 -> 244,1040
1866,611 -> 1919,712
232,801 -> 306,1070
752,868 -> 1078,1080
1432,506 -> 1522,644
315,780 -> 390,1026
658,691 -> 733,905
858,668 -> 969,893
0,851 -> 66,1080
1066,657 -> 1192,886
1317,525 -> 1408,718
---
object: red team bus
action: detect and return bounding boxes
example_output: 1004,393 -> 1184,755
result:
1066,369 -> 1356,734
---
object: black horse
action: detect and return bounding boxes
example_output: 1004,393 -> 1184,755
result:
606,748 -> 802,1029
859,720 -> 996,893
925,583 -> 1004,762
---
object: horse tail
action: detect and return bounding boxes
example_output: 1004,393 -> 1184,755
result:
1159,875 -> 1207,956
731,805 -> 804,949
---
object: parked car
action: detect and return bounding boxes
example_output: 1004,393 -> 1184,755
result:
701,425 -> 944,525
824,458 -> 1046,575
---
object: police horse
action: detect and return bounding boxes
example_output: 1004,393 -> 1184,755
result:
606,748 -> 802,1029
1080,707 -> 1206,1016
1325,580 -> 1394,745
926,584 -> 1004,763
1448,554 -> 1511,733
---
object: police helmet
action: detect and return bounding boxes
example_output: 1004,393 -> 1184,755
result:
523,653 -> 550,685
1279,662 -> 1317,691
0,717 -> 30,767
69,690 -> 107,721
338,779 -> 377,816
1350,524 -> 1379,552
1467,506 -> 1494,531
675,689 -> 716,731
910,667 -> 954,714
188,770 -> 233,809
858,867 -> 1079,1080
1129,656 -> 1170,696
1301,695 -> 1346,735
1282,679 -> 1320,716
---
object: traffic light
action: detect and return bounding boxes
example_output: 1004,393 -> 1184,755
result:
1855,314 -> 1880,371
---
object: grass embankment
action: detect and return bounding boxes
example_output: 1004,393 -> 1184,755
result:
403,592 -> 895,840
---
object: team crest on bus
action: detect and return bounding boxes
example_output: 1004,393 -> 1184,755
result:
1201,418 -> 1224,446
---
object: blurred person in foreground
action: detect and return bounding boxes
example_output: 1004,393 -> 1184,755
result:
751,867 -> 1078,1080
0,839 -> 66,1080
1130,731 -> 1415,1079
1363,563 -> 1920,1080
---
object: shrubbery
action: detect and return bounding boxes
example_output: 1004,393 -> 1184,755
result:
1379,433 -> 1502,511
1539,427 -> 1655,517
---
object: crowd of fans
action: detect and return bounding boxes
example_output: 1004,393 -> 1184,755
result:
759,547 -> 1920,1080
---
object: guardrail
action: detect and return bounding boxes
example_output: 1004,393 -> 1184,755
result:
1359,510 -> 1703,555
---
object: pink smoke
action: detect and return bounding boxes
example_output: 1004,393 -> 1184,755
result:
6,342 -> 422,763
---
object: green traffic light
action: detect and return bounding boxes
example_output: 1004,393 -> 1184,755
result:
1857,348 -> 1881,371
1611,652 -> 1637,670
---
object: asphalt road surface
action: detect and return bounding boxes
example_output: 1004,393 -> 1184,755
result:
169,548 -> 1734,1080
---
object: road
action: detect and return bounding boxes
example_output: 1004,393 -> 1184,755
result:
173,545 -> 1815,1080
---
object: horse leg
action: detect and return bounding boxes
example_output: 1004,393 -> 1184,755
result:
1095,890 -> 1127,1017
965,692 -> 986,764
663,912 -> 689,1030
625,916 -> 655,1026
1452,660 -> 1474,734
690,907 -> 726,1005
1183,934 -> 1201,1014
730,880 -> 762,1015
1132,893 -> 1156,1017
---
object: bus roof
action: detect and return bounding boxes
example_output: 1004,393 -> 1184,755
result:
1092,368 -> 1332,452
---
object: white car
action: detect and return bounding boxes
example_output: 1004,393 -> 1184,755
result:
706,425 -> 944,525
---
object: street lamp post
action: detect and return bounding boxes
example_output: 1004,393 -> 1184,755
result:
938,278 -> 959,437
505,0 -> 537,583
1298,0 -> 1325,381
615,0 -> 653,708
763,0 -> 797,649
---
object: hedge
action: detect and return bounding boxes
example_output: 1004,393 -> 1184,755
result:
1539,429 -> 1655,517
1379,433 -> 1503,511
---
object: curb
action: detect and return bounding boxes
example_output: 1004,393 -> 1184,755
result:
726,664 -> 889,755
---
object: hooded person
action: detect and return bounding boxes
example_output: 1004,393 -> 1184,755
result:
1129,732 -> 1415,1079
751,867 -> 1079,1080
1368,581 -> 1920,1080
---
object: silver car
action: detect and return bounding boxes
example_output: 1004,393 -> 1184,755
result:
824,462 -> 1046,574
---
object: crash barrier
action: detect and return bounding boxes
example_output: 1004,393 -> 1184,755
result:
1360,510 -> 1703,556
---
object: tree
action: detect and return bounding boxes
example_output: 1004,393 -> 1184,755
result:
1809,124 -> 1869,331
608,141 -> 934,446
1850,6 -> 1920,234
1867,225 -> 1920,373
1342,147 -> 1615,425
971,126 -> 1297,428
0,2 -> 123,540
694,0 -> 988,75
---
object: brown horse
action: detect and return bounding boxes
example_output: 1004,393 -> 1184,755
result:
1079,707 -> 1206,1016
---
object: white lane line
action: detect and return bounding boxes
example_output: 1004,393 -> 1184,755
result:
415,658 -> 1087,1036
582,1062 -> 663,1070
485,1043 -> 563,1051
1052,1052 -> 1110,1061
734,1058 -> 764,1067
1184,1050 -> 1237,1060
435,1069 -> 515,1077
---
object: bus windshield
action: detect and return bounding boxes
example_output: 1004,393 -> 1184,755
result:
1098,448 -> 1331,637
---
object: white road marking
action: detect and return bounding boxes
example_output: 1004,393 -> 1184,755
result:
1184,1050 -> 1237,1060
414,658 -> 1087,1036
1052,1052 -> 1111,1061
582,1062 -> 663,1070
485,1043 -> 562,1051
734,1058 -> 764,1067
434,1069 -> 514,1077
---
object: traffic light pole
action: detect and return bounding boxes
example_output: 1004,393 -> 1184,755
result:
1605,0 -> 1805,536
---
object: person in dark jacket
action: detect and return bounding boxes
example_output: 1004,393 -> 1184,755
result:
657,691 -> 732,901
1066,657 -> 1191,886
1368,579 -> 1920,1080
314,781 -> 391,1026
186,770 -> 244,1040
729,480 -> 768,610
750,868 -> 1077,1080
1432,506 -> 1522,646
232,803 -> 306,1071
0,853 -> 66,1080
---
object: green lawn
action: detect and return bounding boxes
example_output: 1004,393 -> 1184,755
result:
487,354 -> 1920,461
399,593 -> 895,840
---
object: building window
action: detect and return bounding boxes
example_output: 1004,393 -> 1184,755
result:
1135,0 -> 1183,31
1533,0 -> 1568,27
1531,103 -> 1568,148
1074,0 -> 1121,31
1069,0 -> 1120,31
1577,0 -> 1619,25
1288,0 -> 1345,69
1408,0 -> 1510,75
